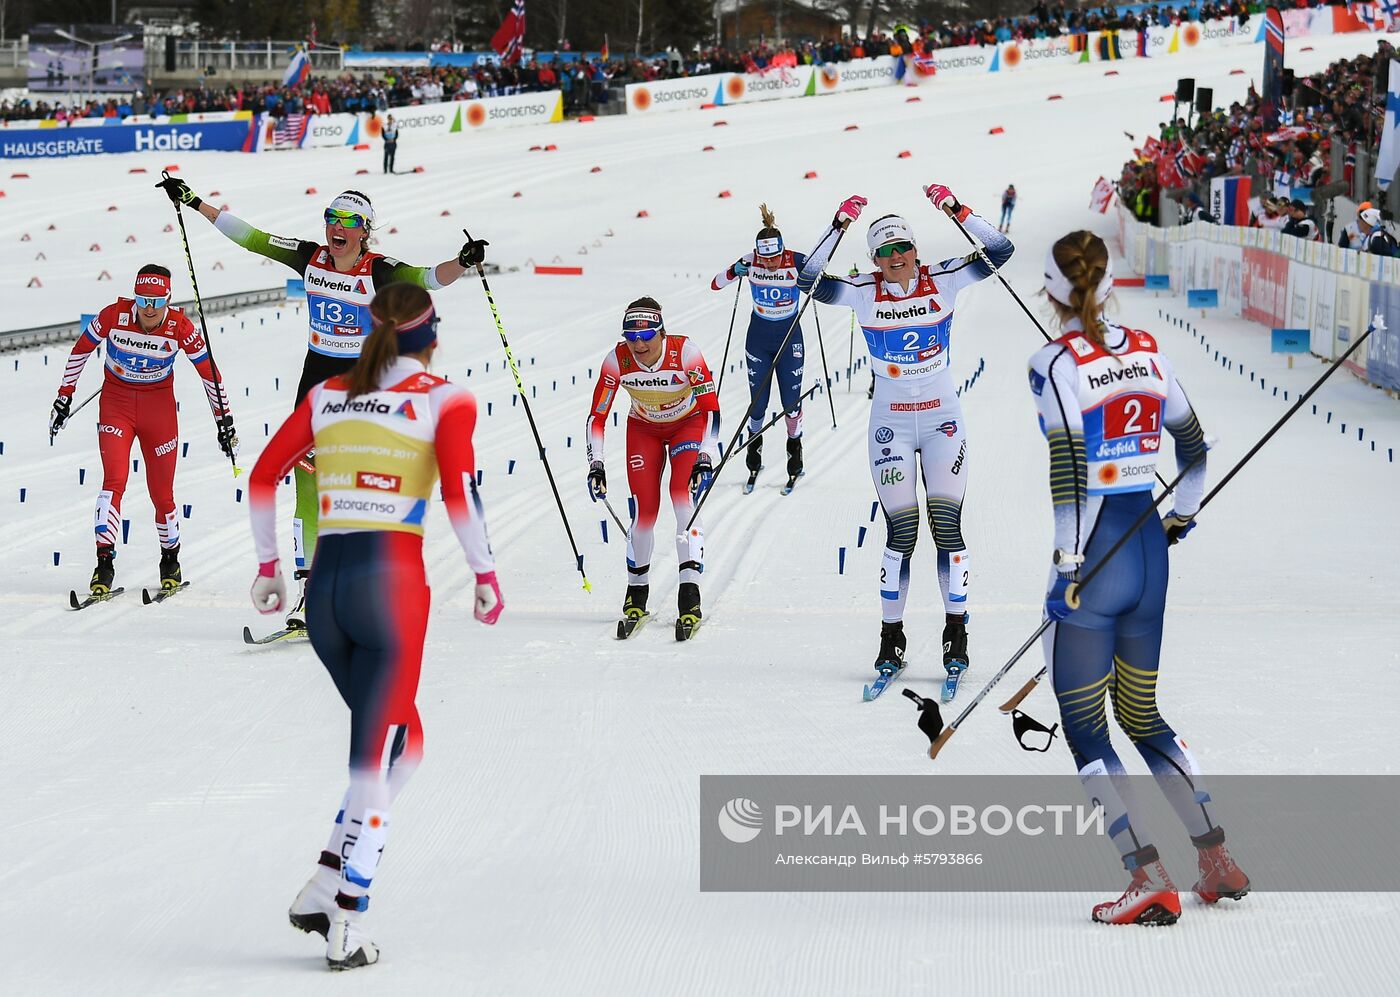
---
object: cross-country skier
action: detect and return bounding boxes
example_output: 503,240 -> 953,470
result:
711,203 -> 807,491
585,297 -> 721,640
1029,229 -> 1249,925
247,284 -> 503,970
156,175 -> 485,631
999,184 -> 1017,234
799,185 -> 1012,700
49,265 -> 238,597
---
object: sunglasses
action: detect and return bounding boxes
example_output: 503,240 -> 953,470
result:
135,295 -> 169,309
622,327 -> 661,343
324,208 -> 368,228
875,240 -> 915,259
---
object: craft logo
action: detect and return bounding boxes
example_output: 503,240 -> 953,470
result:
951,440 -> 967,475
718,798 -> 764,843
357,471 -> 402,492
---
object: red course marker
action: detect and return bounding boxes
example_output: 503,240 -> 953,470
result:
535,265 -> 584,276
718,190 -> 732,198
804,171 -> 818,179
897,150 -> 912,158
989,126 -> 1005,135
637,210 -> 650,218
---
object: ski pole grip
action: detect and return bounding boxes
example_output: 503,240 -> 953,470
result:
998,676 -> 1039,714
927,726 -> 956,761
1065,582 -> 1081,610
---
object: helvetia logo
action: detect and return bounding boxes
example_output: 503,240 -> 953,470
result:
718,798 -> 764,843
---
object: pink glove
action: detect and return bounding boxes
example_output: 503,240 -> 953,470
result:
924,183 -> 971,222
474,570 -> 504,625
834,194 -> 868,227
250,558 -> 285,615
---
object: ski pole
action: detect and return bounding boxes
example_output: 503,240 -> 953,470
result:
927,450 -> 1205,761
463,230 -> 591,592
601,493 -> 630,538
996,313 -> 1385,715
716,278 -> 743,396
164,170 -> 241,477
686,224 -> 847,530
812,305 -> 837,429
50,385 -> 102,443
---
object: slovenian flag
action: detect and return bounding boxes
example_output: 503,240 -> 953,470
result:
600,34 -> 609,63
282,46 -> 310,88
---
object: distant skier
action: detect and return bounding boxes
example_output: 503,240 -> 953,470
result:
999,184 -> 1016,234
799,184 -> 1013,700
585,298 -> 721,640
711,204 -> 807,492
156,174 -> 483,631
248,284 -> 503,970
1029,229 -> 1249,925
382,114 -> 399,174
49,265 -> 238,597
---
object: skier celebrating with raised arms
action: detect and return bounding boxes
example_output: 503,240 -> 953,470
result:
585,298 -> 721,641
711,203 -> 808,490
798,185 -> 1013,701
1029,230 -> 1247,925
49,264 -> 238,601
246,283 -> 503,970
155,174 -> 486,630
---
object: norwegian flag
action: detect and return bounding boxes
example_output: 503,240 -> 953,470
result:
491,0 -> 527,66
1175,146 -> 1207,180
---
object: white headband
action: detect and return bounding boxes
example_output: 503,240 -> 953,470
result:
1043,247 -> 1113,307
329,191 -> 375,225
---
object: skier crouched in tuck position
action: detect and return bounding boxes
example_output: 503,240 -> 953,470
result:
247,284 -> 503,970
799,185 -> 1011,701
585,298 -> 721,641
156,174 -> 484,632
50,265 -> 238,600
1029,230 -> 1249,925
711,203 -> 808,491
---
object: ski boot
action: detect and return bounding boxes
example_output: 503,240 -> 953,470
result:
744,435 -> 763,492
617,584 -> 650,639
1190,827 -> 1251,904
676,581 -> 702,641
289,851 -> 342,939
784,439 -> 806,495
326,902 -> 379,971
941,612 -> 969,703
286,569 -> 310,630
158,543 -> 182,590
90,546 -> 116,595
876,621 -> 907,674
1092,845 -> 1181,926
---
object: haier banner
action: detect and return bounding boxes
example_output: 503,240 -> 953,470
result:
0,116 -> 256,159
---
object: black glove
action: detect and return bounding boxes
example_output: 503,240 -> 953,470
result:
156,176 -> 202,210
689,455 -> 714,499
458,235 -> 489,268
587,461 -> 607,502
1162,511 -> 1196,545
50,393 -> 72,435
216,414 -> 239,460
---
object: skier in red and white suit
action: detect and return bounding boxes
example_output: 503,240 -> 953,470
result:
585,297 -> 721,627
49,265 -> 237,594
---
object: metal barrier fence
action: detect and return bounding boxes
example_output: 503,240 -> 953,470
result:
0,286 -> 287,353
169,40 -> 344,75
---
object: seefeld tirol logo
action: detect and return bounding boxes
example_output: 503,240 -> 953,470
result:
718,798 -> 764,843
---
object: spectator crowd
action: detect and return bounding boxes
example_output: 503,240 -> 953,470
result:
1117,38 -> 1396,254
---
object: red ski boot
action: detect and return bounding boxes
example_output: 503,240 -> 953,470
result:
1191,827 -> 1250,904
1092,845 -> 1181,926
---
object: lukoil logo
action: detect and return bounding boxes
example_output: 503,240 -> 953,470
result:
718,798 -> 764,843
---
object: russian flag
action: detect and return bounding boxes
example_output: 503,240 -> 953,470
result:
1209,175 -> 1253,226
282,46 -> 310,88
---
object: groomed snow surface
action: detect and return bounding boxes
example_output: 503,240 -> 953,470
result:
3,32 -> 1398,995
